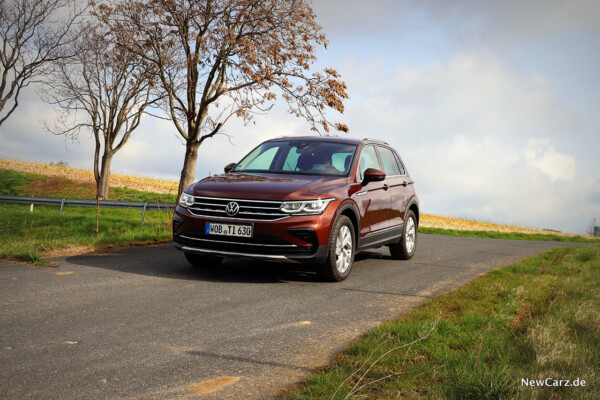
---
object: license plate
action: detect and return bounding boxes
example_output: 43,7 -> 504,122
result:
205,222 -> 253,238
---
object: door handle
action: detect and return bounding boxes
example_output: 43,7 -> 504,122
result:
401,181 -> 408,187
383,184 -> 389,191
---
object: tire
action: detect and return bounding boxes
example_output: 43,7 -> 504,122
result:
389,210 -> 417,260
319,215 -> 355,282
184,252 -> 223,268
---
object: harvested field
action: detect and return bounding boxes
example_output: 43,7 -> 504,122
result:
420,214 -> 570,236
0,159 -> 178,195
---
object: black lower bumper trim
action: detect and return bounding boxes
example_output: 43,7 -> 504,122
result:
172,240 -> 329,263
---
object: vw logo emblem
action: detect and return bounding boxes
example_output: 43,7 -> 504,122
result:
225,202 -> 240,216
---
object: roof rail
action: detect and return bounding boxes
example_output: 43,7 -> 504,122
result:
360,137 -> 389,145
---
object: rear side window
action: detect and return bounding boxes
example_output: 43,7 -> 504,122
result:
394,153 -> 406,175
357,145 -> 380,181
378,146 -> 401,176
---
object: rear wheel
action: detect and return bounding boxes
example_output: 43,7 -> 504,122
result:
184,252 -> 223,267
320,215 -> 355,282
389,210 -> 417,260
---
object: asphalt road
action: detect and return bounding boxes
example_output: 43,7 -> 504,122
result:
0,234 -> 577,399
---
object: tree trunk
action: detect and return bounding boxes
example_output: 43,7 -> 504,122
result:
97,153 -> 113,200
177,143 -> 199,199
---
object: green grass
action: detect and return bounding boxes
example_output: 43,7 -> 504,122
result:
0,203 -> 172,264
0,169 -> 43,195
0,168 -> 175,264
283,245 -> 600,399
419,226 -> 598,243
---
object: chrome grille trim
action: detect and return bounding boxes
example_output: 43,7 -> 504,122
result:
194,196 -> 282,204
188,196 -> 288,221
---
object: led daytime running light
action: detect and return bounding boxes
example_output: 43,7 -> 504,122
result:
280,199 -> 333,215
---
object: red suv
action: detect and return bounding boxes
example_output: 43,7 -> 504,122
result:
173,136 -> 419,281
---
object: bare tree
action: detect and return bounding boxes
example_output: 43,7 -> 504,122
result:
42,22 -> 157,199
0,0 -> 84,126
97,0 -> 349,198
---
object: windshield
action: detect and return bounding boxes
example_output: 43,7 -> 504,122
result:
233,140 -> 357,176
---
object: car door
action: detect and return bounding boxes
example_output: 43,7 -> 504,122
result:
377,145 -> 410,228
353,145 -> 391,236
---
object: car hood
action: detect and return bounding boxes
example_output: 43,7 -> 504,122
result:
192,173 -> 347,200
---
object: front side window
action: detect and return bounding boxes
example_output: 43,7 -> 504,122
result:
357,145 -> 380,182
234,140 -> 357,177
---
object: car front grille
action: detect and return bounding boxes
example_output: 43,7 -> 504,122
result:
187,196 -> 288,221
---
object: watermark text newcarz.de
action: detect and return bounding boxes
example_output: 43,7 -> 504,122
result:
522,378 -> 586,387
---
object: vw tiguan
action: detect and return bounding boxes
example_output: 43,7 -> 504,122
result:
173,136 -> 419,281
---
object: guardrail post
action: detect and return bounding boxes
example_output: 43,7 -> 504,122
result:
30,203 -> 34,212
60,199 -> 66,215
141,202 -> 148,223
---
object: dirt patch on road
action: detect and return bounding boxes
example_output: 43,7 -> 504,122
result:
188,377 -> 241,396
44,245 -> 94,259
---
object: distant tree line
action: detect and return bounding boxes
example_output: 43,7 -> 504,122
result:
1,0 -> 348,200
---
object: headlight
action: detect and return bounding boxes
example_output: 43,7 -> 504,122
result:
179,192 -> 194,207
280,198 -> 334,215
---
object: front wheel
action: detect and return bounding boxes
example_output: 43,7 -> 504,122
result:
389,210 -> 417,260
319,215 -> 355,282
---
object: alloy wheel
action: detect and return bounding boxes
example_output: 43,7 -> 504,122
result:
335,225 -> 353,273
405,216 -> 416,254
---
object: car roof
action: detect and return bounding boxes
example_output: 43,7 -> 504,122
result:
265,136 -> 387,146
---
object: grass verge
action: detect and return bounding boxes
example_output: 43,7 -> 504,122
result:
282,245 -> 600,399
0,203 -> 172,264
419,226 -> 598,243
0,169 -> 175,264
0,204 -> 172,265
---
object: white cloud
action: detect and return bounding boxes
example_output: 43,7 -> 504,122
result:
332,52 -> 597,233
525,139 -> 576,182
338,52 -> 582,141
407,135 -> 597,232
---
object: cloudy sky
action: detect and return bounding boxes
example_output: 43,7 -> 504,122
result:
1,0 -> 599,234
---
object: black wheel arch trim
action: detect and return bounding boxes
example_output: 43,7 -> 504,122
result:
333,200 -> 360,245
405,196 -> 419,226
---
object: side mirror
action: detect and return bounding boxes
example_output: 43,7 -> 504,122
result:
224,163 -> 237,173
362,168 -> 386,185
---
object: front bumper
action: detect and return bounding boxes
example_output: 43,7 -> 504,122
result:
172,204 -> 335,263
172,240 -> 329,263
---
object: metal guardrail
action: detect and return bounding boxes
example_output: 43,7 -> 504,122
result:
0,195 -> 175,222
